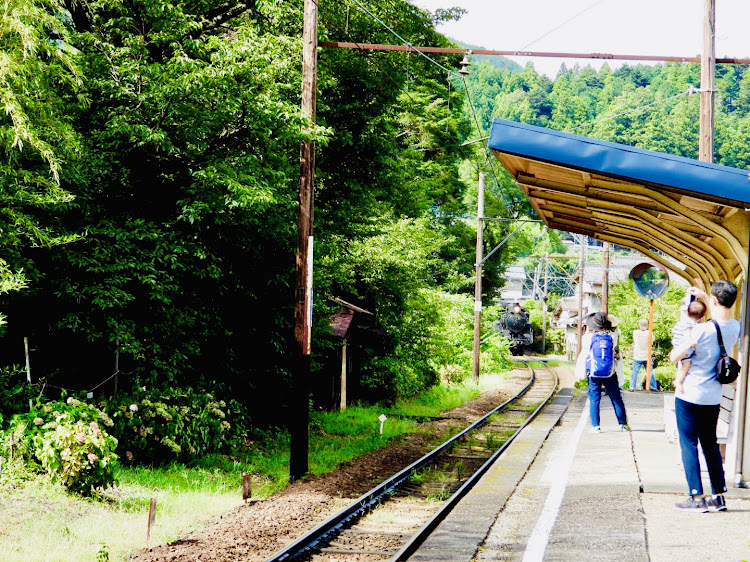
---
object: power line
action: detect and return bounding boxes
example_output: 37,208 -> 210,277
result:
564,86 -> 696,132
518,0 -> 608,51
348,0 -> 459,75
345,0 -> 521,216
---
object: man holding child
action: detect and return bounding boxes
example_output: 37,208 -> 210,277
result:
668,280 -> 740,513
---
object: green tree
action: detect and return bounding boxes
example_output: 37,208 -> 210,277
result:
0,0 -> 81,302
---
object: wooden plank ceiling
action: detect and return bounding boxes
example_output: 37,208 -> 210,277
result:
493,151 -> 749,289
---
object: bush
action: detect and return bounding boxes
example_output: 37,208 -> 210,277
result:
33,412 -> 118,494
102,387 -> 248,465
5,397 -> 119,495
546,328 -> 565,354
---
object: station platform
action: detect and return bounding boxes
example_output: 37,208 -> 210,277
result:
409,389 -> 750,561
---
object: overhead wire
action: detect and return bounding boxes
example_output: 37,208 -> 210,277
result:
518,0 -> 608,51
344,0 -> 689,223
346,0 -> 532,227
564,87 -> 696,132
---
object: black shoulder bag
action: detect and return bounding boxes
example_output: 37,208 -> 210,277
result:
712,319 -> 740,385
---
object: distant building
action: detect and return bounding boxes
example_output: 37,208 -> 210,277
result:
500,265 -> 530,301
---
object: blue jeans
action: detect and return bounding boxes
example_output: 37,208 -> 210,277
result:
630,359 -> 657,390
588,375 -> 628,427
675,397 -> 727,496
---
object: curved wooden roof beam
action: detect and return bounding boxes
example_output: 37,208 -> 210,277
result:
526,188 -> 733,279
596,233 -> 703,287
588,212 -> 727,281
589,178 -> 747,275
517,173 -> 726,224
535,200 -> 715,277
585,202 -> 735,280
552,215 -> 711,284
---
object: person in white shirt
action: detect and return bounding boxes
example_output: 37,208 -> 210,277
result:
669,281 -> 740,513
630,318 -> 656,390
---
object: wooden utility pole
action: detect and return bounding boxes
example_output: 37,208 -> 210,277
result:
541,250 -> 549,353
290,0 -> 318,480
575,235 -> 585,359
472,173 -> 485,383
699,0 -> 715,163
602,242 -> 610,314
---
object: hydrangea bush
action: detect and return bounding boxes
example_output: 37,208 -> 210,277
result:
101,387 -> 247,464
6,397 -> 118,495
33,412 -> 118,494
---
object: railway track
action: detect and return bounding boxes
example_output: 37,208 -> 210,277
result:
264,359 -> 558,562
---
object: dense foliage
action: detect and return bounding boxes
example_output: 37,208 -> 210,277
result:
101,387 -> 248,465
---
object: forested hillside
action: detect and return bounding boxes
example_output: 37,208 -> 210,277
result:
462,58 -> 750,167
2,0 -> 749,442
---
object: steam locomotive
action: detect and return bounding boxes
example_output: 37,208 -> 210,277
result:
496,302 -> 534,355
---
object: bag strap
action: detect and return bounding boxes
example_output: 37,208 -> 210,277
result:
711,319 -> 728,358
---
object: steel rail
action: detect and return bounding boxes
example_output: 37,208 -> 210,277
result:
390,359 -> 559,561
264,365 -> 539,562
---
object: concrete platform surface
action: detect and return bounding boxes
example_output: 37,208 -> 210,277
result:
409,389 -> 750,562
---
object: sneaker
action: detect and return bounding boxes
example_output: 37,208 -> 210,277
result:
589,426 -> 601,434
706,495 -> 727,512
674,496 -> 708,512
620,424 -> 631,432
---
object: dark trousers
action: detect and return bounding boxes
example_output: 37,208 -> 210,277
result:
675,397 -> 727,496
588,375 -> 627,427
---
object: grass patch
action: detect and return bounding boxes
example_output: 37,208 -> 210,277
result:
0,465 -> 244,562
0,373 -> 509,560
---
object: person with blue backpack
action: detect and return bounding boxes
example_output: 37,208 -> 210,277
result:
585,311 -> 629,434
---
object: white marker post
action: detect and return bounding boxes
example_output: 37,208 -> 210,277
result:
378,414 -> 387,435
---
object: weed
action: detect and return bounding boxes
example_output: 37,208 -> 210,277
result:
96,543 -> 109,561
409,470 -> 425,484
485,432 -> 498,450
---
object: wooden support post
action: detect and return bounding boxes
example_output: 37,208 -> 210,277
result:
24,337 -> 32,410
472,173 -> 485,383
114,341 -> 119,398
340,342 -> 347,411
541,251 -> 549,353
291,0 -> 318,481
738,260 -> 750,483
602,242 -> 610,314
242,472 -> 252,503
575,236 -> 585,359
145,498 -> 157,549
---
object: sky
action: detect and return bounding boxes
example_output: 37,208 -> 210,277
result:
409,0 -> 750,78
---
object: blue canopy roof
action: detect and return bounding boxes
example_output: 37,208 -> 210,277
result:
486,118 -> 750,287
488,119 -> 750,205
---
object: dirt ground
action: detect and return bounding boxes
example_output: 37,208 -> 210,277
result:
129,359 -> 576,561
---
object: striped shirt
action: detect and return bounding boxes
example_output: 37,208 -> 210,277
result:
671,319 -> 697,348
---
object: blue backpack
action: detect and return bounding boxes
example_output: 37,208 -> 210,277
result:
587,332 -> 614,378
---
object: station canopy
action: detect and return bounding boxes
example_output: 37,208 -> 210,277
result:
487,118 -> 750,289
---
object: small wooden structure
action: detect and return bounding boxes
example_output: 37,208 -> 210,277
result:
328,297 -> 374,410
